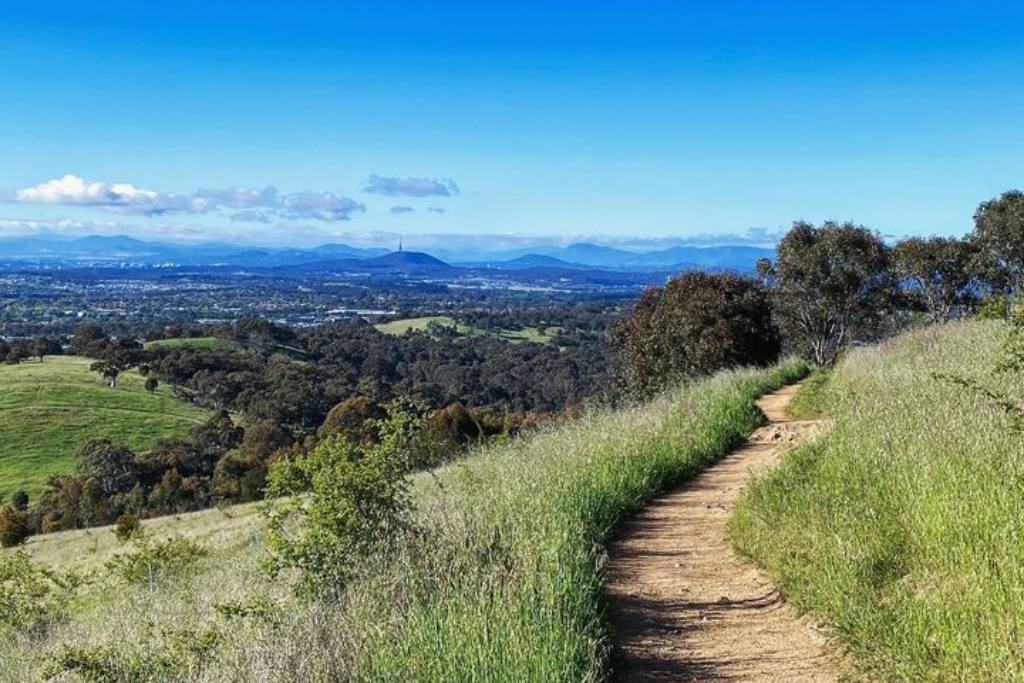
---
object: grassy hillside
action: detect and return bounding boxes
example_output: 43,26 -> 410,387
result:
732,320 -> 1024,681
2,359 -> 807,682
0,356 -> 209,499
143,336 -> 241,351
374,315 -> 464,335
375,315 -> 562,344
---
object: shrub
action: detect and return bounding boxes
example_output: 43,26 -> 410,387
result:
105,537 -> 208,589
977,293 -> 1010,320
610,271 -> 780,395
265,407 -> 419,597
114,513 -> 143,544
0,504 -> 31,547
42,626 -> 221,683
0,551 -> 71,633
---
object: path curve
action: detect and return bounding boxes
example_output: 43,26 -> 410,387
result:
605,383 -> 835,682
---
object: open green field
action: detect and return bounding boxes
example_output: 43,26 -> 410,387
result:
733,320 -> 1024,681
374,315 -> 467,335
375,315 -> 562,344
2,359 -> 807,681
0,356 -> 209,500
143,336 -> 241,351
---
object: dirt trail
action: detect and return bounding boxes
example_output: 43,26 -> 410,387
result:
605,383 -> 835,682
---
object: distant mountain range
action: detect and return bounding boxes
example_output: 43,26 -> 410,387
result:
0,234 -> 774,273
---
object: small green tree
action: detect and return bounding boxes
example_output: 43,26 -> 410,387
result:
105,536 -> 207,589
264,407 -> 420,598
144,377 -> 159,394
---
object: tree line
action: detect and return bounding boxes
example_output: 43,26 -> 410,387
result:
611,190 -> 1024,394
1,309 -> 610,543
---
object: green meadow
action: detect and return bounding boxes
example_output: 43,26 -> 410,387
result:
0,356 -> 209,500
142,337 -> 242,351
375,315 -> 562,343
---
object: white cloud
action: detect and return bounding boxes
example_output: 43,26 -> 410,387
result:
280,192 -> 365,221
10,175 -> 364,222
364,174 -> 459,197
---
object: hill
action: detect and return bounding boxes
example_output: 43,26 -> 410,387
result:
3,359 -> 808,680
733,320 -> 1019,681
0,356 -> 209,499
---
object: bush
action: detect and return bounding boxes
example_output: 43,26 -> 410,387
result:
42,626 -> 221,683
265,407 -> 419,598
0,551 -> 71,633
114,513 -> 142,544
105,537 -> 208,589
977,293 -> 1010,320
0,504 -> 31,547
610,271 -> 780,395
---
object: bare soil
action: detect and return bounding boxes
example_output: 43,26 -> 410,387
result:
605,383 -> 835,682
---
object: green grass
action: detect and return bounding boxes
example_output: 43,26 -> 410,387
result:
143,336 -> 241,351
2,359 -> 808,682
732,320 -> 1024,681
374,315 -> 465,335
375,316 -> 562,343
784,367 -> 831,419
0,356 -> 209,499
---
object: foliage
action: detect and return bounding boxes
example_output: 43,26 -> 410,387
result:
41,625 -> 221,683
114,513 -> 142,543
0,504 -> 31,547
977,292 -> 1011,320
105,536 -> 208,589
972,189 -> 1024,291
733,321 -> 1024,681
76,439 -> 139,495
758,220 -> 896,365
265,407 -> 422,597
610,271 -> 780,395
0,550 -> 71,633
10,490 -> 28,511
0,356 -> 208,499
892,235 -> 980,321
317,395 -> 386,444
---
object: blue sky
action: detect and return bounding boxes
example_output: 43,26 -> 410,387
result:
1,1 -> 1023,247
